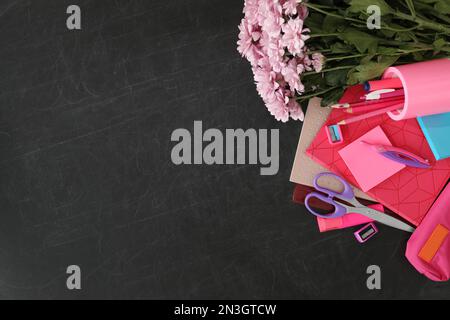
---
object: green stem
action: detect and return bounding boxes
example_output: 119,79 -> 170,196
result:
306,49 -> 333,54
394,11 -> 450,35
304,3 -> 362,24
414,2 -> 450,24
303,65 -> 355,76
399,47 -> 433,54
351,16 -> 419,33
404,0 -> 416,18
296,86 -> 340,102
326,54 -> 367,61
309,33 -> 340,38
378,38 -> 418,47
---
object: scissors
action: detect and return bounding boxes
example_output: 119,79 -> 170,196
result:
305,172 -> 415,233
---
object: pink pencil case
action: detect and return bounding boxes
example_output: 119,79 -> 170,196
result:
383,58 -> 450,121
406,183 -> 450,282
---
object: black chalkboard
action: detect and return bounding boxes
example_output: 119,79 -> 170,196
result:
0,0 -> 448,299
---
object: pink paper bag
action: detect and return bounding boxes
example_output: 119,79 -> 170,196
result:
406,183 -> 450,282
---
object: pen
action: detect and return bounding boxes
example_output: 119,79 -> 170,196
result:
365,89 -> 405,101
364,78 -> 403,91
332,96 -> 404,109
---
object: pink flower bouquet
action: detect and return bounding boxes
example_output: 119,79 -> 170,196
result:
237,0 -> 450,122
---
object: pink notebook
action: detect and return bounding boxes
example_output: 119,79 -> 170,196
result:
306,85 -> 450,226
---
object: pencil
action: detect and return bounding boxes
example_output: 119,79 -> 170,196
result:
346,98 -> 405,114
338,103 -> 404,125
332,96 -> 404,109
364,89 -> 405,100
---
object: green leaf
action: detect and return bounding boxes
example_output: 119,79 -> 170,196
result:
433,38 -> 447,51
325,69 -> 349,87
380,28 -> 396,38
338,29 -> 379,53
305,13 -> 326,34
347,55 -> 399,84
304,73 -> 327,91
323,15 -> 342,33
320,87 -> 345,107
377,46 -> 399,55
347,0 -> 394,15
435,0 -> 450,14
412,51 -> 424,61
330,42 -> 353,54
360,54 -> 376,65
395,32 -> 414,42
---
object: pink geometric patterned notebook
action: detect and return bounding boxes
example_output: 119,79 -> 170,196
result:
306,85 -> 450,226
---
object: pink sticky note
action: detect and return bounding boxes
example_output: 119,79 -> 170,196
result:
339,126 -> 406,192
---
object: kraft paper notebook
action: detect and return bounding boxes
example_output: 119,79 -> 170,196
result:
290,98 -> 373,201
306,85 -> 450,226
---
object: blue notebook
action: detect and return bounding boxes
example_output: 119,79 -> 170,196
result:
418,112 -> 450,160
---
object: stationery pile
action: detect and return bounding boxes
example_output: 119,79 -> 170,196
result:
235,0 -> 450,283
291,59 -> 450,282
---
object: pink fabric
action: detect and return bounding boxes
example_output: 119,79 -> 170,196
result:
406,183 -> 450,282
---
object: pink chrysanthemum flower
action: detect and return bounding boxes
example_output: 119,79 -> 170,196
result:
300,54 -> 313,72
254,67 -> 280,103
266,37 -> 286,72
281,58 -> 305,93
261,1 -> 284,38
237,0 -> 314,122
237,18 -> 263,66
281,17 -> 310,56
283,0 -> 301,16
312,53 -> 325,72
266,89 -> 290,122
243,0 -> 260,24
297,3 -> 309,19
287,99 -> 305,121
